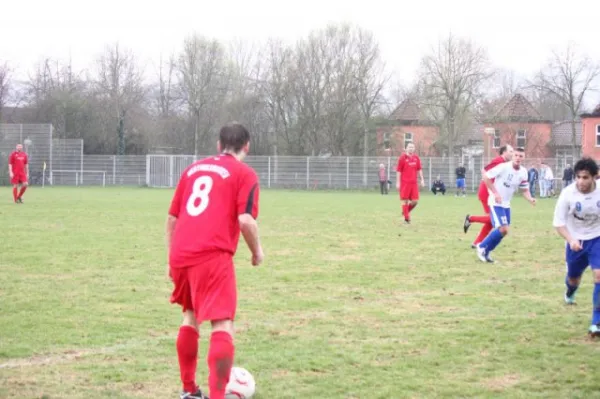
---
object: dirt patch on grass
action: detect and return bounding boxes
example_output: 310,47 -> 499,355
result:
482,373 -> 521,391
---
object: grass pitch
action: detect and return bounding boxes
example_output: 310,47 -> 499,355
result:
1,187 -> 599,398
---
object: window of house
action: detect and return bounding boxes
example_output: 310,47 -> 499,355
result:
404,132 -> 413,147
383,132 -> 391,149
493,129 -> 500,148
517,129 -> 526,148
596,125 -> 600,147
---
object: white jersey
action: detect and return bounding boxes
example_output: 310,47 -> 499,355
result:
553,182 -> 600,241
485,162 -> 529,208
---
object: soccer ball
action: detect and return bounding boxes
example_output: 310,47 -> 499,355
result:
225,366 -> 256,399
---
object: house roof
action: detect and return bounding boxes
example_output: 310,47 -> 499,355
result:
389,99 -> 421,121
581,104 -> 600,118
493,93 -> 542,121
552,120 -> 582,146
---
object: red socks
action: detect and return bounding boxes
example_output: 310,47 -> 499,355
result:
12,187 -> 18,202
18,186 -> 27,199
409,203 -> 417,212
177,325 -> 199,393
207,331 -> 235,399
469,215 -> 488,224
402,204 -> 409,220
474,222 -> 493,246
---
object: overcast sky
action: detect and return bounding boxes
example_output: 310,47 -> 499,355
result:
2,0 -> 599,103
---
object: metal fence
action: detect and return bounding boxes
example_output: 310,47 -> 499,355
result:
1,123 -> 575,191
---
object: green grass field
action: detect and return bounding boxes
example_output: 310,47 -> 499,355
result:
1,187 -> 599,398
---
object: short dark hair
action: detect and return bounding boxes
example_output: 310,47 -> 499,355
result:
498,145 -> 508,155
219,122 -> 250,153
515,147 -> 525,152
574,157 -> 599,177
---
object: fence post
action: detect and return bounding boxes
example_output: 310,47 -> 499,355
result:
346,157 -> 350,189
80,141 -> 84,185
145,155 -> 151,186
169,155 -> 174,188
306,157 -> 310,189
428,157 -> 432,188
113,156 -> 117,185
268,157 -> 271,188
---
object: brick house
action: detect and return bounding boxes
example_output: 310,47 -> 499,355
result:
377,94 -> 590,166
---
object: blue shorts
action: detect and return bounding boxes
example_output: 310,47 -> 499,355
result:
456,178 -> 465,188
566,236 -> 600,278
490,206 -> 511,228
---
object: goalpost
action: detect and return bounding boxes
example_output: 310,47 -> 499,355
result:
50,170 -> 107,187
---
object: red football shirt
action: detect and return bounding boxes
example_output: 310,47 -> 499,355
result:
9,151 -> 28,174
168,153 -> 260,268
478,155 -> 506,197
396,153 -> 422,184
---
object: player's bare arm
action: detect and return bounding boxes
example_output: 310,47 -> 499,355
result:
396,172 -> 401,189
165,214 -> 177,278
555,225 -> 582,252
521,187 -> 536,205
8,163 -> 13,178
483,174 -> 501,204
239,213 -> 263,266
419,170 -> 425,187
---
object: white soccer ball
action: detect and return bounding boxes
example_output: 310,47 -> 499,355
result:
225,366 -> 256,399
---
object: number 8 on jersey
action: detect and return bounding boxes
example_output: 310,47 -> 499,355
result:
186,176 -> 214,216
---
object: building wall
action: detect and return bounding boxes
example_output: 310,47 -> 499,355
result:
377,124 -> 440,157
582,117 -> 600,158
482,122 -> 552,159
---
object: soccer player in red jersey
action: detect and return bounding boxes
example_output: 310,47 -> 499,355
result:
463,144 -> 514,247
396,142 -> 425,224
165,123 -> 264,399
8,144 -> 29,203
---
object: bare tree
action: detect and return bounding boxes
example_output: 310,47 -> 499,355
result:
96,43 -> 146,155
178,35 -> 230,156
530,43 -> 600,157
417,33 -> 491,159
0,62 -> 12,121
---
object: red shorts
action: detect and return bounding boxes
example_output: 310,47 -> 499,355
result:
169,253 -> 237,323
400,182 -> 419,201
11,173 -> 27,185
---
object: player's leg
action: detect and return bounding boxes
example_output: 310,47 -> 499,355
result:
12,184 -> 18,203
170,266 -> 206,398
586,239 -> 600,336
564,243 -> 586,305
408,184 -> 419,213
400,185 -> 410,222
17,179 -> 28,202
477,206 -> 509,262
192,254 -> 237,399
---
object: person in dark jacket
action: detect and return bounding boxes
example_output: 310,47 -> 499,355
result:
528,164 -> 539,198
455,163 -> 466,197
431,175 -> 446,195
563,164 -> 574,188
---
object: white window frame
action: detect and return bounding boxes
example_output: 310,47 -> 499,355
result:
493,129 -> 500,148
596,125 -> 600,147
517,129 -> 526,148
404,132 -> 413,148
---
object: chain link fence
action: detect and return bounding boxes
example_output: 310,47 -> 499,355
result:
1,123 -> 576,192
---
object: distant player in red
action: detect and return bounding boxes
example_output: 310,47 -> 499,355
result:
166,123 -> 264,399
8,144 -> 29,203
396,142 -> 425,224
463,144 -> 514,247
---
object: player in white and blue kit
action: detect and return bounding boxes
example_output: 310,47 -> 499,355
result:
552,157 -> 600,337
476,147 -> 536,263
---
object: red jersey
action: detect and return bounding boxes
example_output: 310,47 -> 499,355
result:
478,156 -> 506,198
168,153 -> 260,268
9,151 -> 28,174
396,153 -> 422,184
